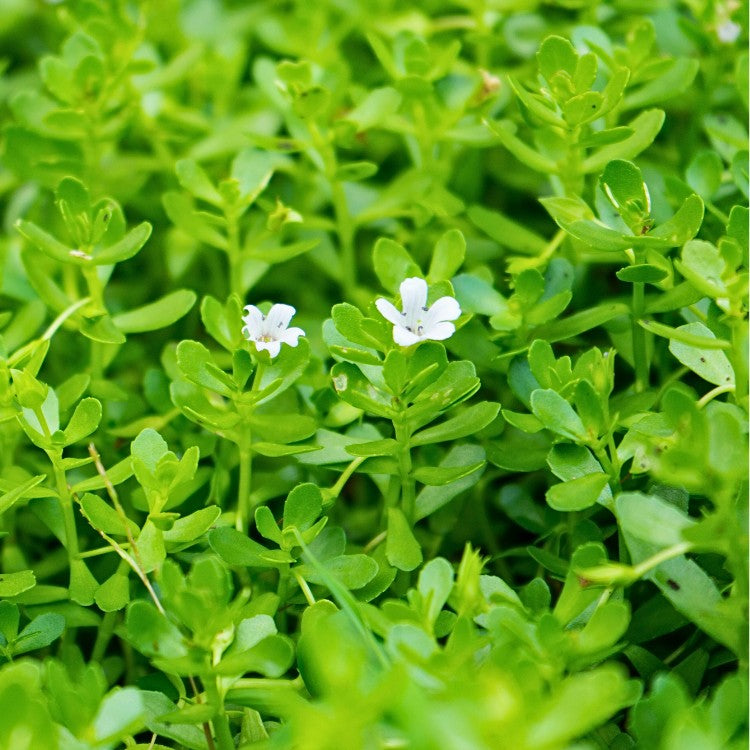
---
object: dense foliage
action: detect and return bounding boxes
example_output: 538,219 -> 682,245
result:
0,1 -> 747,748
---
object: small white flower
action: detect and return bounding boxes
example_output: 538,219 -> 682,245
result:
717,19 -> 741,43
241,303 -> 305,358
376,277 -> 461,346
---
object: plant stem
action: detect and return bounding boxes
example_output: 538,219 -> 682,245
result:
206,678 -> 235,750
331,180 -> 356,292
632,541 -> 692,578
394,417 -> 415,525
235,441 -> 252,532
293,570 -> 316,606
49,451 -> 80,570
92,608 -> 120,662
631,270 -> 648,392
226,207 -> 242,298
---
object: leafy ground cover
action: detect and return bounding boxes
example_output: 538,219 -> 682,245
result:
0,1 -> 748,748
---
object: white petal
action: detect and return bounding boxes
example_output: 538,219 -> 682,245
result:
280,326 -> 305,347
264,303 -> 296,332
241,305 -> 264,337
399,277 -> 428,322
392,325 -> 422,347
424,321 -> 455,341
375,298 -> 404,326
256,339 -> 281,358
424,296 -> 461,326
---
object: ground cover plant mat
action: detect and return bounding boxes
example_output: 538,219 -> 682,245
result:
0,0 -> 747,748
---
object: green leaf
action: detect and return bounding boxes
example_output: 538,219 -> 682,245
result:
251,442 -> 319,457
63,397 -> 101,445
616,492 -> 695,548
639,318 -> 730,349
467,204 -> 546,256
283,484 -> 322,531
0,570 -> 36,597
616,264 -> 668,283
16,219 -> 75,264
300,554 -> 378,590
334,161 -> 378,182
93,688 -> 145,744
386,508 -> 422,571
345,87 -> 401,130
231,148 -> 276,204
12,612 -> 65,655
600,159 -> 650,218
537,35 -> 577,80
175,159 -> 223,206
0,475 -> 48,516
112,290 -> 196,333
546,473 -> 610,511
668,322 -> 735,386
417,558 -> 454,626
427,229 -> 465,282
508,76 -> 564,127
624,57 -> 699,110
372,238 -> 421,293
255,506 -> 282,544
95,571 -> 130,612
415,445 -> 486,520
485,119 -> 557,173
248,413 -> 317,443
176,340 -> 235,396
331,362 -> 393,418
163,507 -> 221,546
345,438 -> 399,457
686,150 -> 723,199
411,401 -> 500,445
412,461 -> 485,486
452,274 -> 509,316
80,492 -> 140,536
210,526 -> 293,567
126,600 -> 187,659
94,222 -> 152,265
582,109 -> 665,173
530,389 -> 587,442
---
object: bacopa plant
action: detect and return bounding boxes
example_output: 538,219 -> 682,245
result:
0,1 -> 747,749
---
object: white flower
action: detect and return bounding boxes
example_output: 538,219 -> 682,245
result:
241,303 -> 305,358
717,19 -> 741,43
376,277 -> 461,346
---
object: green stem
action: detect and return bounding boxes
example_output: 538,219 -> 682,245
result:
92,608 -> 120,662
631,278 -> 648,392
235,442 -> 252,533
49,451 -> 80,562
331,180 -> 356,292
632,542 -> 692,578
394,417 -> 415,525
206,678 -> 235,750
226,208 -> 242,298
293,570 -> 316,606
328,457 -> 365,499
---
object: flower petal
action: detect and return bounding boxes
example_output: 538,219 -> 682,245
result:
256,339 -> 281,358
241,305 -> 264,337
424,321 -> 455,341
424,296 -> 461,326
264,303 -> 296,332
399,277 -> 428,324
280,326 -> 305,347
375,298 -> 404,326
392,324 -> 421,347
